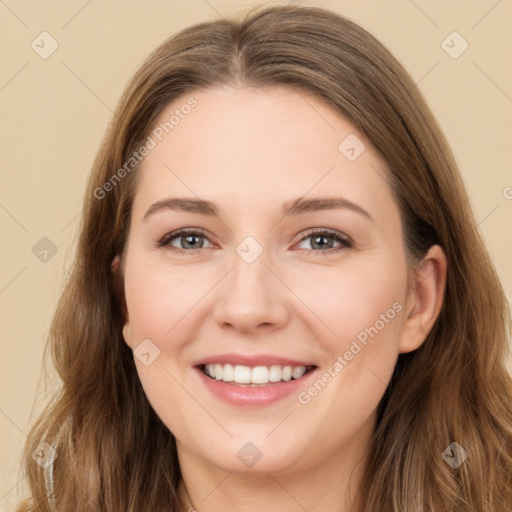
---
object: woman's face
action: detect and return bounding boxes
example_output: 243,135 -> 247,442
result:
119,85 -> 428,475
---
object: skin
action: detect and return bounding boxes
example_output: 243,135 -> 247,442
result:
114,85 -> 447,512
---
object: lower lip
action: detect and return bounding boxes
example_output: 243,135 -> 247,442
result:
195,367 -> 316,407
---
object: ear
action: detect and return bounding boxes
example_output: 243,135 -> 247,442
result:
122,323 -> 133,349
111,254 -> 131,348
111,254 -> 121,274
398,244 -> 447,354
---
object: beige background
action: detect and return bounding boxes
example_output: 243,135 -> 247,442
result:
1,0 -> 511,509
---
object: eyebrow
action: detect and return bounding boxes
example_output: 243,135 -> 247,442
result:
143,196 -> 373,222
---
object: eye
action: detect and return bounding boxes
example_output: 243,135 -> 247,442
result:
157,228 -> 352,255
158,229 -> 214,252
294,229 -> 353,254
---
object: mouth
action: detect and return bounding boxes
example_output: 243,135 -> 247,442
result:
192,354 -> 319,406
198,363 -> 317,387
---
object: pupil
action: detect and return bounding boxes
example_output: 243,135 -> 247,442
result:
184,234 -> 202,249
313,235 -> 331,250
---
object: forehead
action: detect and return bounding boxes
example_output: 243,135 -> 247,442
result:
132,85 -> 396,222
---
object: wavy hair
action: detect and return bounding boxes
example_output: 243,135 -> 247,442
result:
15,4 -> 512,511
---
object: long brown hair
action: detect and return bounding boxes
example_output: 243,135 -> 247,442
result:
15,4 -> 512,511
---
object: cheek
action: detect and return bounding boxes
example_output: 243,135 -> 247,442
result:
122,258 -> 196,436
123,257 -> 199,341
293,260 -> 407,350
291,259 -> 407,415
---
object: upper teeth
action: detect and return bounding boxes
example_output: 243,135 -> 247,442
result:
204,364 -> 308,384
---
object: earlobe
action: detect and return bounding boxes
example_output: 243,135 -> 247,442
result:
398,244 -> 447,354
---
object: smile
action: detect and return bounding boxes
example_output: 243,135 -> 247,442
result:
201,363 -> 316,386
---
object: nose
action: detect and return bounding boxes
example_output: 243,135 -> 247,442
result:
213,246 -> 290,334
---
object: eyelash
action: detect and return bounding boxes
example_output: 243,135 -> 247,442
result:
157,228 -> 353,255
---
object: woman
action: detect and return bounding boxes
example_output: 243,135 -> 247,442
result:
15,4 -> 512,511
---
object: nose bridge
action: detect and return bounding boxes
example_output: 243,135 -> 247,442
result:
232,239 -> 270,291
213,234 -> 288,330
229,236 -> 274,303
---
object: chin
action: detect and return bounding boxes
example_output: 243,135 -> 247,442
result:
182,431 -> 309,475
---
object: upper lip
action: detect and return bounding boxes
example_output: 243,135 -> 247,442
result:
192,354 -> 317,368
